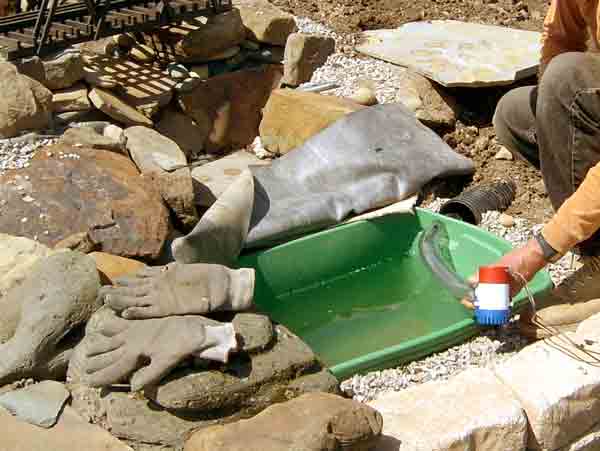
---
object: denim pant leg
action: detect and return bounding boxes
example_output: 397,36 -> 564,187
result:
493,85 -> 540,167
536,52 -> 600,255
494,52 -> 600,256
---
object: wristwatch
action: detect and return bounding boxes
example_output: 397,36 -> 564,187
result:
534,232 -> 561,263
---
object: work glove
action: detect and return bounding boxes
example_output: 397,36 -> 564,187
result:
79,310 -> 237,391
101,262 -> 255,319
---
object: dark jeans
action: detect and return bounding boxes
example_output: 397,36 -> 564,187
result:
493,52 -> 600,256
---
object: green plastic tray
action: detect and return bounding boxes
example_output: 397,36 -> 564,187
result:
237,208 -> 553,379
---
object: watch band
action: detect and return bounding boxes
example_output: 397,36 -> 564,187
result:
534,232 -> 561,263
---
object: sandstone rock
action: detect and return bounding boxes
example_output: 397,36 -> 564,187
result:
349,86 -> 378,106
42,49 -> 85,90
0,62 -> 53,138
557,423 -> 600,451
156,108 -> 210,159
0,145 -> 170,260
0,380 -> 70,428
232,313 -> 274,352
259,89 -> 364,155
104,123 -> 125,141
191,150 -> 269,207
89,88 -> 153,127
124,126 -> 187,173
499,213 -> 515,227
356,21 -> 541,87
0,405 -> 132,451
112,33 -> 136,48
184,393 -> 382,451
283,33 -> 335,86
54,109 -> 113,127
370,367 -> 528,451
59,126 -> 126,153
178,65 -> 283,152
0,234 -> 53,299
83,66 -> 118,88
178,10 -> 245,59
238,0 -> 297,46
144,324 -> 320,412
396,70 -> 459,129
494,335 -> 600,450
52,83 -> 92,113
495,147 -> 514,160
130,43 -> 156,63
53,231 -> 99,253
14,56 -> 45,84
89,251 -> 146,285
0,251 -> 100,385
145,167 -> 199,230
285,370 -> 340,398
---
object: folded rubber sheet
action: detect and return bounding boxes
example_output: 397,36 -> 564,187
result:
173,102 -> 474,264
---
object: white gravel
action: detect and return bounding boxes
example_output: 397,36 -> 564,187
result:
340,203 -> 578,402
0,135 -> 58,174
295,16 -> 404,103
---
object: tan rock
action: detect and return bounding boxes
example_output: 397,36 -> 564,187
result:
557,422 -> 600,451
52,83 -> 91,113
124,126 -> 187,173
59,126 -> 126,153
83,67 -> 118,89
494,147 -> 514,160
0,405 -> 133,451
370,367 -> 528,451
396,70 -> 459,129
89,88 -> 153,127
349,86 -> 378,106
283,33 -> 335,86
238,0 -> 298,46
0,145 -> 170,260
191,150 -> 270,207
494,335 -> 600,450
178,65 -> 283,152
259,89 -> 364,155
156,108 -> 209,159
145,167 -> 199,230
0,62 -> 53,138
0,234 -> 53,298
184,393 -> 383,451
499,213 -> 515,227
14,56 -> 45,85
42,50 -> 85,90
89,251 -> 145,285
53,231 -> 99,253
178,9 -> 246,59
129,43 -> 156,63
112,33 -> 136,48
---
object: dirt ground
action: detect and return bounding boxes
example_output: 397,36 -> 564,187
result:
272,0 -> 554,225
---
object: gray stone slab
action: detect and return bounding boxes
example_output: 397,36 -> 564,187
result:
356,20 -> 541,87
0,381 -> 70,428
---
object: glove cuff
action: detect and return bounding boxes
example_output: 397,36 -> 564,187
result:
228,268 -> 255,311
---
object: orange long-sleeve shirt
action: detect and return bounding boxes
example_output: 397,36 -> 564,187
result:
539,0 -> 600,254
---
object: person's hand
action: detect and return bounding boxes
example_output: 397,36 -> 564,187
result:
461,237 -> 547,308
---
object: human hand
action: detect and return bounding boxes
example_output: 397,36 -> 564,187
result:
79,312 -> 237,391
461,237 -> 547,308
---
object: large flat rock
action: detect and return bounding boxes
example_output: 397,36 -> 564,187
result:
124,126 -> 187,173
494,335 -> 600,450
0,145 -> 170,260
0,405 -> 132,451
369,367 -> 528,451
356,20 -> 541,87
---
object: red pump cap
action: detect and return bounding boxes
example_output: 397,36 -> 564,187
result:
478,265 -> 510,284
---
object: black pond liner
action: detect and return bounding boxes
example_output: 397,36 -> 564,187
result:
439,180 -> 517,225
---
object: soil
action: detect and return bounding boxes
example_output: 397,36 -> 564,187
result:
271,0 -> 554,225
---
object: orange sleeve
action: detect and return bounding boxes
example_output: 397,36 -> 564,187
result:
540,0 -> 588,68
542,162 -> 600,254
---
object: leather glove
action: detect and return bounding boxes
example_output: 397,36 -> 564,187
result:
80,310 -> 237,391
101,262 -> 255,319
